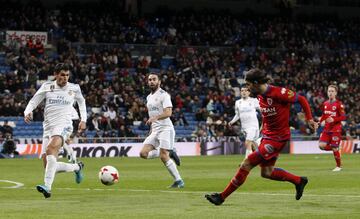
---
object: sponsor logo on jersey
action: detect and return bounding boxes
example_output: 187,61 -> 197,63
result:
260,107 -> 277,117
324,111 -> 336,116
148,104 -> 160,111
48,98 -> 71,105
267,98 -> 273,105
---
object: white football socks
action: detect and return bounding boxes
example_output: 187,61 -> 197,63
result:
63,142 -> 77,163
44,155 -> 57,190
56,162 -> 80,173
147,149 -> 160,159
164,159 -> 181,181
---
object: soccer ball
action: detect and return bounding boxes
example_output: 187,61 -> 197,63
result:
98,165 -> 119,186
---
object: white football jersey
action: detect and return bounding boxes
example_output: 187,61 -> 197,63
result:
24,81 -> 87,128
230,97 -> 260,130
146,88 -> 174,131
70,106 -> 79,120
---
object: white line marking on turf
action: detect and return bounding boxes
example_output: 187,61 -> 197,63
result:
4,186 -> 360,199
0,180 -> 24,188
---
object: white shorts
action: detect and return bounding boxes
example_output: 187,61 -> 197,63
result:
143,129 -> 175,150
40,124 -> 73,156
243,128 -> 259,141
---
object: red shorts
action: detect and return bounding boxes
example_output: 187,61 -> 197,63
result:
319,132 -> 341,147
249,138 -> 288,167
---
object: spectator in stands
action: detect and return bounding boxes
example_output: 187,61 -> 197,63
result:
0,5 -> 359,140
195,108 -> 208,121
172,108 -> 188,126
104,106 -> 117,130
34,38 -> 44,57
138,118 -> 150,131
0,133 -> 19,158
2,120 -> 13,136
126,126 -> 138,138
26,36 -> 34,53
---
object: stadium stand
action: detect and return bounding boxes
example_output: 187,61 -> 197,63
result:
0,1 -> 359,141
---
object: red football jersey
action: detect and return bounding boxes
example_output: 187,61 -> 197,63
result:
258,85 -> 298,141
320,100 -> 345,133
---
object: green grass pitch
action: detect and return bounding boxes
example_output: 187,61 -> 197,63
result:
0,154 -> 359,219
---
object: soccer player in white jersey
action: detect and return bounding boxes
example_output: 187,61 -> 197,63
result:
229,86 -> 261,158
24,63 -> 87,198
139,73 -> 184,188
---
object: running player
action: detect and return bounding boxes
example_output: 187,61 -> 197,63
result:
24,63 -> 87,198
139,73 -> 184,188
318,84 -> 346,171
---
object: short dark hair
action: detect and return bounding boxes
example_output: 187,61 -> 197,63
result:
240,84 -> 250,90
54,63 -> 70,73
148,72 -> 161,80
244,68 -> 269,84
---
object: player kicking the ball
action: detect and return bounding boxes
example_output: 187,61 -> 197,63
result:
205,68 -> 318,205
24,63 -> 87,198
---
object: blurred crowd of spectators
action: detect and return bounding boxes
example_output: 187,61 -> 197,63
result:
0,1 -> 359,139
1,0 -> 360,48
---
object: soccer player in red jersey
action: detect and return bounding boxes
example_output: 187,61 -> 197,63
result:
318,84 -> 346,171
205,68 -> 318,205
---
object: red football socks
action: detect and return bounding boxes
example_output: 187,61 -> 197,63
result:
221,168 -> 249,200
270,168 -> 301,185
333,150 -> 341,167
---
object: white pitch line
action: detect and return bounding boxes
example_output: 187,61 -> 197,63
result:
3,186 -> 360,199
0,180 -> 24,188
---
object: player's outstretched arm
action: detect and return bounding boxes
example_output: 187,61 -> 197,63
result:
75,84 -> 87,123
229,105 -> 240,126
23,83 -> 47,124
297,95 -> 318,132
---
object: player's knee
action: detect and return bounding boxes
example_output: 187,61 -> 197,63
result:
261,170 -> 272,179
240,158 -> 253,171
139,151 -> 148,159
319,143 -> 326,150
159,150 -> 169,162
46,144 -> 59,155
